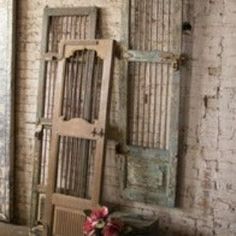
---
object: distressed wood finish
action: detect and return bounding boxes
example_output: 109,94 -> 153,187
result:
31,7 -> 98,227
124,50 -> 180,63
44,40 -> 114,236
119,0 -> 182,207
0,0 -> 15,222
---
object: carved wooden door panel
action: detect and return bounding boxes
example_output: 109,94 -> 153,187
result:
119,0 -> 182,207
44,40 -> 114,236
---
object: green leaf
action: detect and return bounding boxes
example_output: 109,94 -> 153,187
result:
96,220 -> 105,229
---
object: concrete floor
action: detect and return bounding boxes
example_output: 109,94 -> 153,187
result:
0,223 -> 29,236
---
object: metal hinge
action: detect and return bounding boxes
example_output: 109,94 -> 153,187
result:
173,54 -> 187,71
160,53 -> 187,71
91,128 -> 104,137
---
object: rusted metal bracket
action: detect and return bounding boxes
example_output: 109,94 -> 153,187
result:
173,54 -> 187,71
122,50 -> 177,63
122,49 -> 187,70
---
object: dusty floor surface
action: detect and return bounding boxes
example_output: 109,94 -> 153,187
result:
0,223 -> 29,236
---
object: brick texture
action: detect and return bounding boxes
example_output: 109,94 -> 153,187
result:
15,0 -> 236,235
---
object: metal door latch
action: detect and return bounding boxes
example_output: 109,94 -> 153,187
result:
173,54 -> 187,70
122,49 -> 187,71
92,128 -> 104,137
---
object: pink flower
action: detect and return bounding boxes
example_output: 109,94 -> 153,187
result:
90,207 -> 109,221
103,219 -> 123,236
83,207 -> 109,235
83,217 -> 96,236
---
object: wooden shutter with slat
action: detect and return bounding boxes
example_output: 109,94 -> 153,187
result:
119,0 -> 182,207
31,7 -> 98,227
44,40 -> 114,236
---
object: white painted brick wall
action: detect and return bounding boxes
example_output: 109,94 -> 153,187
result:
15,0 -> 236,235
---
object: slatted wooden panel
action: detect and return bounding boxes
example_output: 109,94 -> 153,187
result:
56,137 -> 96,199
128,62 -> 172,149
44,40 -> 114,236
44,14 -> 93,120
31,7 -> 98,227
129,0 -> 172,51
61,50 -> 102,121
127,0 -> 173,149
120,0 -> 182,207
53,207 -> 85,236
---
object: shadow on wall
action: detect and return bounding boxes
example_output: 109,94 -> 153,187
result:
175,0 -> 219,216
176,0 -> 195,209
148,220 -> 212,236
176,0 -> 216,217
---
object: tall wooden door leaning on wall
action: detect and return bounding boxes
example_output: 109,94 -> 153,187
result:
43,40 -> 114,236
31,7 -> 98,228
118,0 -> 182,207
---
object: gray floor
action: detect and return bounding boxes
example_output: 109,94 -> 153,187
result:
0,223 -> 29,236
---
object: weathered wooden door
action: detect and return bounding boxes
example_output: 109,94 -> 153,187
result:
119,0 -> 182,207
44,40 -> 114,236
31,7 -> 98,227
